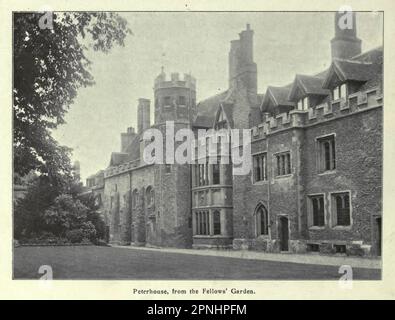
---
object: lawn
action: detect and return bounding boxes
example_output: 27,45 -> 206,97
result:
13,246 -> 380,280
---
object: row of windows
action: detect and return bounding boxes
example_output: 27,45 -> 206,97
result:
193,192 -> 351,239
254,192 -> 351,237
252,134 -> 336,182
296,83 -> 347,111
195,210 -> 221,235
308,192 -> 351,227
253,152 -> 291,182
196,163 -> 220,186
131,187 -> 154,209
155,96 -> 194,107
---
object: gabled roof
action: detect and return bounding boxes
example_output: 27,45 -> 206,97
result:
124,135 -> 140,161
351,46 -> 383,64
288,74 -> 330,101
193,90 -> 233,128
194,115 -> 214,128
322,59 -> 376,89
213,102 -> 234,128
262,85 -> 294,110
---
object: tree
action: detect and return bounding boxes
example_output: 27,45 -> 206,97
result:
13,12 -> 131,183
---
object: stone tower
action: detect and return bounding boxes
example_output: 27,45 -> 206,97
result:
152,70 -> 196,248
331,11 -> 362,60
154,69 -> 196,124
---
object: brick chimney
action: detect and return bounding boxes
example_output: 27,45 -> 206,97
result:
228,24 -> 257,94
331,11 -> 362,60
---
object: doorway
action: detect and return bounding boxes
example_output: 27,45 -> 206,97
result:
279,216 -> 289,252
375,217 -> 382,256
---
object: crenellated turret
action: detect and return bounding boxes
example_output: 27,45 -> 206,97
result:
154,69 -> 196,124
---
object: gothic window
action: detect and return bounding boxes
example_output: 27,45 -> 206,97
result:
132,189 -> 138,209
308,195 -> 325,227
332,192 -> 351,226
253,153 -> 267,182
276,152 -> 291,176
213,211 -> 221,235
255,204 -> 269,236
146,186 -> 154,208
317,135 -> 336,172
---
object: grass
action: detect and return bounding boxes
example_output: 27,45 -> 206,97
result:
13,246 -> 381,280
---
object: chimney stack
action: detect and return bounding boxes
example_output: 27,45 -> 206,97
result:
228,24 -> 257,94
121,126 -> 137,153
137,98 -> 151,134
331,11 -> 362,60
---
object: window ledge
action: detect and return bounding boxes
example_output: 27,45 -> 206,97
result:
252,180 -> 268,186
275,174 -> 292,179
332,225 -> 352,230
309,226 -> 326,230
193,235 -> 232,239
318,170 -> 336,176
256,235 -> 270,239
331,97 -> 346,104
192,184 -> 232,191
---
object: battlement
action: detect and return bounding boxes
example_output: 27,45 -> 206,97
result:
104,159 -> 142,178
154,71 -> 196,90
251,87 -> 382,140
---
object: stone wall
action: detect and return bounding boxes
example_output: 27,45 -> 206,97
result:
233,89 -> 382,256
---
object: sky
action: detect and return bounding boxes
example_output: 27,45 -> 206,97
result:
51,12 -> 383,182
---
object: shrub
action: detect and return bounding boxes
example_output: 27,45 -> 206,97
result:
81,221 -> 97,242
65,229 -> 85,243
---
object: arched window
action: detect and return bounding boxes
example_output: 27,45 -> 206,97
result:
132,189 -> 138,209
255,204 -> 269,236
146,186 -> 154,207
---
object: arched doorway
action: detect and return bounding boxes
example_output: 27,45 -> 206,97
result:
278,216 -> 289,252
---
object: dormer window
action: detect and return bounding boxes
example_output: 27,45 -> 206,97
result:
332,83 -> 347,100
297,96 -> 309,110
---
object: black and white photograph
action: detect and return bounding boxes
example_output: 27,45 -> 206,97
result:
11,9 -> 383,283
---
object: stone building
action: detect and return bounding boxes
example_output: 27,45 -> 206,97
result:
86,13 -> 382,256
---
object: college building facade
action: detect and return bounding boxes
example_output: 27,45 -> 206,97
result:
86,13 -> 382,256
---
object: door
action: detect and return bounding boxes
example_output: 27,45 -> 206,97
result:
105,226 -> 110,243
376,217 -> 382,256
279,216 -> 289,251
